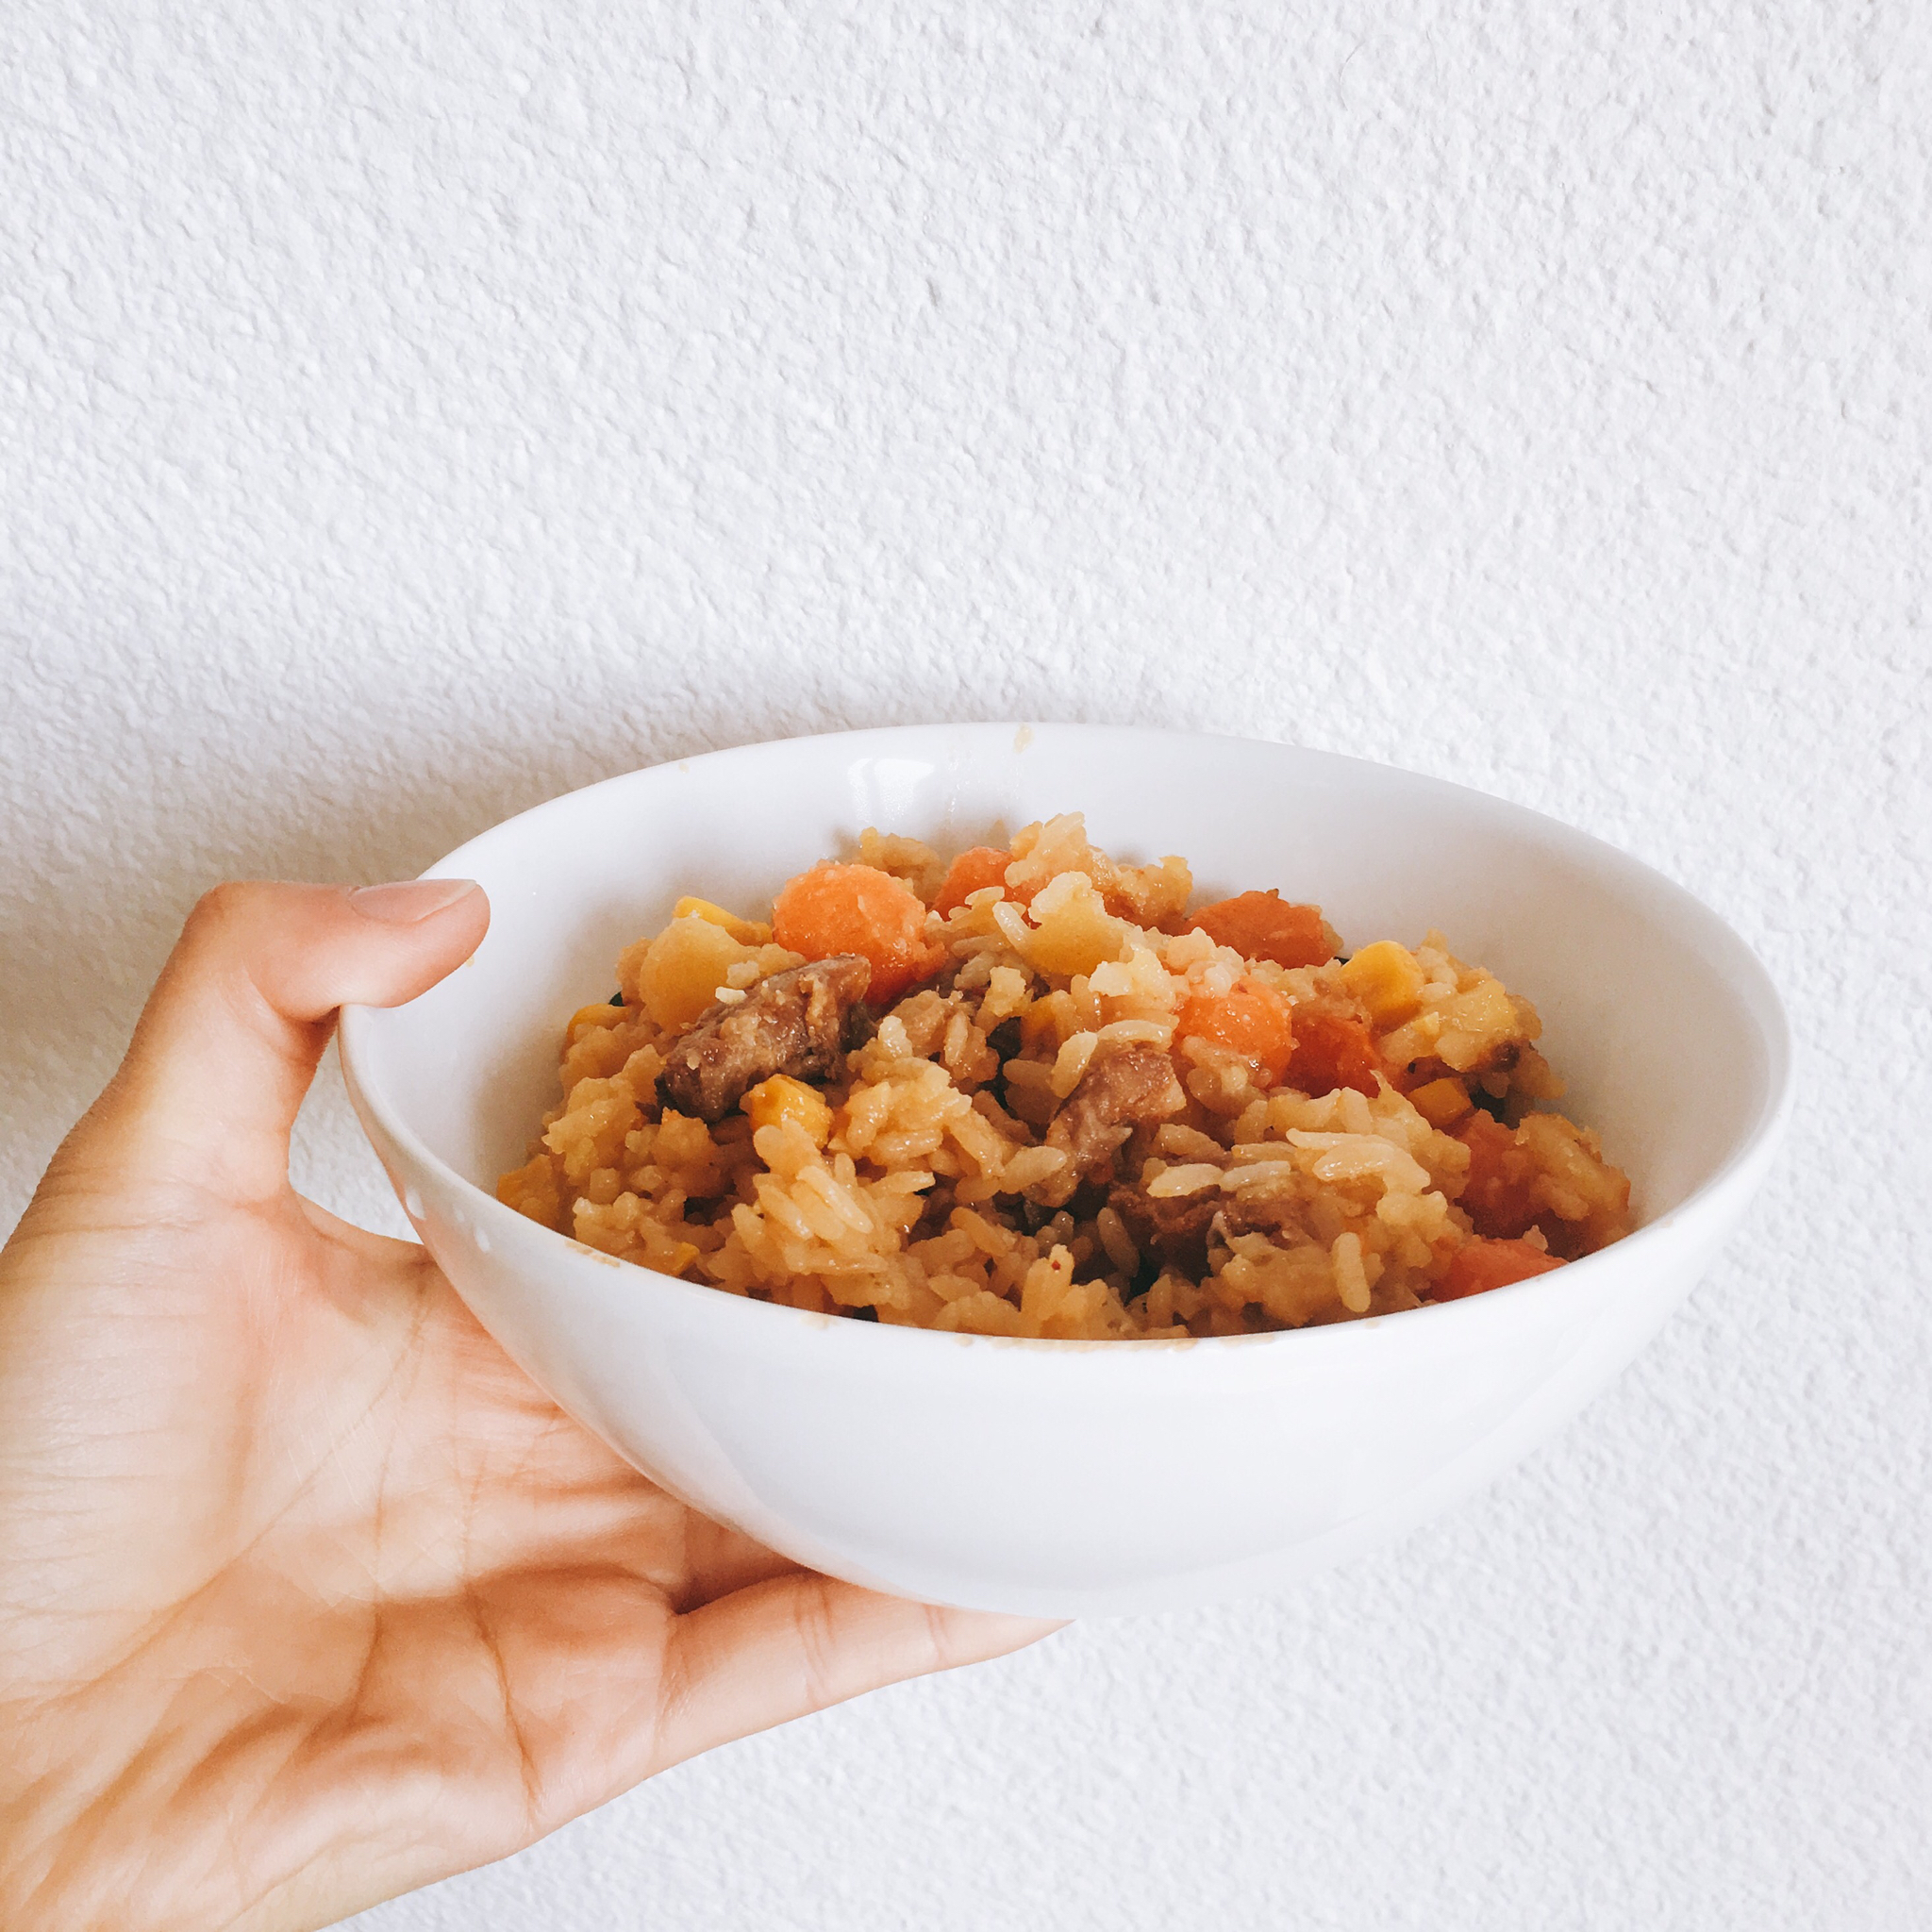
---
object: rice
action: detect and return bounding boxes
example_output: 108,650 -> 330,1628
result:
497,813 -> 1633,1340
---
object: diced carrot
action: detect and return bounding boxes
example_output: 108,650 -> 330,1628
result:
1454,1113 -> 1600,1257
1455,1113 -> 1544,1241
1436,1237 -> 1564,1302
1175,977 -> 1295,1082
1191,891 -> 1337,969
771,862 -> 943,1005
1284,1008 -> 1383,1097
933,845 -> 1014,914
1407,1074 -> 1474,1129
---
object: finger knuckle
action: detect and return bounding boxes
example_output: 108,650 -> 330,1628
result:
791,1580 -> 844,1707
187,879 -> 250,929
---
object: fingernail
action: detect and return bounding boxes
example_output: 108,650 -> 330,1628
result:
349,877 -> 482,924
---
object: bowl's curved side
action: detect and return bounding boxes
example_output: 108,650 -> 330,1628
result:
345,1057 -> 1787,1617
339,724 -> 1795,1615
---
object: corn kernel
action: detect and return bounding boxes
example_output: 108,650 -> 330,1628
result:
674,896 -> 774,945
1407,1076 -> 1474,1129
1340,940 -> 1427,1027
741,1074 -> 833,1146
661,1241 -> 700,1277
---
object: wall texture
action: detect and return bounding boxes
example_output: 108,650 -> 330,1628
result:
5,3 -> 1928,1926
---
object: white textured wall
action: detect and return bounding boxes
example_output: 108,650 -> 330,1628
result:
5,3 -> 1929,1926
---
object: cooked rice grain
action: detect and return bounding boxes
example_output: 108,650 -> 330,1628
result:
498,814 -> 1632,1339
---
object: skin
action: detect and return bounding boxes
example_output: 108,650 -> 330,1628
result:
0,879 -> 1055,1932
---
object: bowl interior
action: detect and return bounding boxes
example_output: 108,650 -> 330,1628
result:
345,725 -> 1787,1247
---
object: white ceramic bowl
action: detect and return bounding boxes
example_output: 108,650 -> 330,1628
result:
339,724 -> 1791,1617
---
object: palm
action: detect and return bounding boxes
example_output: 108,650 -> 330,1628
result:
0,882 -> 1047,1932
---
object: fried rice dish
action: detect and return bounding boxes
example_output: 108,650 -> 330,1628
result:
497,815 -> 1632,1340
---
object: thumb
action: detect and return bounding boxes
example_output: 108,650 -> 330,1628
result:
67,878 -> 490,1202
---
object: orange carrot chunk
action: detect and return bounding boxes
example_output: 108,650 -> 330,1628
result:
1174,977 -> 1296,1082
1437,1237 -> 1565,1302
1191,891 -> 1336,969
933,845 -> 1014,915
1284,1008 -> 1383,1097
1455,1112 -> 1544,1241
771,862 -> 943,1006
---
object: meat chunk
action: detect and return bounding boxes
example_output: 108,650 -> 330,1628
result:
657,955 -> 871,1124
1108,1182 -> 1219,1275
1029,1044 -> 1186,1206
1108,1182 -> 1305,1277
1220,1195 -> 1306,1243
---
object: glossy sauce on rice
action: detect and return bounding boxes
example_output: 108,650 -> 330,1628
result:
497,815 -> 1632,1339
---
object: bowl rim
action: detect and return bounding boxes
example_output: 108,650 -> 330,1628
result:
338,721 -> 1796,1357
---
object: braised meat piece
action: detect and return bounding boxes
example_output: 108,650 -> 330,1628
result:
1108,1183 -> 1306,1276
657,955 -> 871,1124
1108,1182 -> 1219,1274
1112,1174 -> 1306,1282
1029,1044 -> 1186,1206
1220,1195 -> 1306,1243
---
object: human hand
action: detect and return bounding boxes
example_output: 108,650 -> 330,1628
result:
0,880 -> 1055,1932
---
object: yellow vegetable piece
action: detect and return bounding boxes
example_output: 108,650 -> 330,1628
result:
1023,872 -> 1130,978
1434,972 -> 1522,1070
661,1241 -> 701,1277
741,1074 -> 834,1146
1377,1008 -> 1442,1071
640,915 -> 755,1031
496,1152 -> 563,1230
1019,1002 -> 1063,1051
1407,1076 -> 1474,1129
1340,940 -> 1427,1027
673,896 -> 774,945
1441,973 -> 1518,1036
566,1002 -> 628,1042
